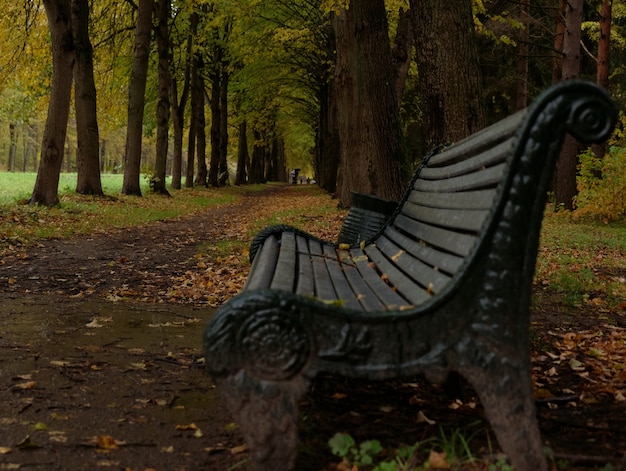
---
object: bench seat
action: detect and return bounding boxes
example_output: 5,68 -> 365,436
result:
203,81 -> 617,471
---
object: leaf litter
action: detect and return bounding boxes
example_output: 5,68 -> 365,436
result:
0,185 -> 624,469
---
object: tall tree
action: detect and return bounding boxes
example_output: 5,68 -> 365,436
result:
515,0 -> 530,110
122,0 -> 153,196
410,0 -> 486,149
30,0 -> 74,206
71,0 -> 103,195
597,0 -> 612,92
169,10 -> 193,190
592,0 -> 612,160
152,0 -> 171,195
333,0 -> 405,207
234,120 -> 249,185
192,63 -> 208,187
554,0 -> 583,210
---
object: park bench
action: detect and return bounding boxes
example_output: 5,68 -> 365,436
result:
203,81 -> 616,471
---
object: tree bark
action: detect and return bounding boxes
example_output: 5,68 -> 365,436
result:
592,0 -> 612,161
218,68 -> 229,186
193,68 -> 207,187
235,120 -> 249,185
71,0 -> 102,196
555,0 -> 583,210
249,129 -> 265,184
597,0 -> 611,91
170,16 -> 193,191
391,7 -> 414,105
333,0 -> 405,208
410,0 -> 486,149
552,0 -> 566,84
208,56 -> 221,187
30,0 -> 75,206
153,0 -> 171,196
8,123 -> 16,172
122,0 -> 153,197
515,0 -> 530,111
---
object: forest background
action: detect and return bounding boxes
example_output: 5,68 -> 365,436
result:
0,0 -> 624,218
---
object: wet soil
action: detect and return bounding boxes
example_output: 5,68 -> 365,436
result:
0,186 -> 625,470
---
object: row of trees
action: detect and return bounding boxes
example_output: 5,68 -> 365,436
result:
0,0 -> 623,207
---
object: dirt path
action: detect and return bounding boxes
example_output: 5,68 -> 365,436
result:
0,186 -> 625,470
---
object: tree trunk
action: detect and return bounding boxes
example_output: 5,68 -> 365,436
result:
122,0 -> 153,197
8,123 -> 16,172
315,81 -> 340,193
597,0 -> 611,91
410,0 -> 486,149
555,0 -> 583,210
185,120 -> 196,188
71,0 -> 102,196
391,7 -> 414,105
314,25 -> 340,194
208,62 -> 221,187
515,0 -> 530,110
153,0 -> 171,196
592,0 -> 612,161
30,0 -> 75,206
171,13 -> 194,190
193,69 -> 207,187
235,120 -> 249,185
249,129 -> 265,184
552,0 -> 566,84
218,69 -> 229,186
333,0 -> 405,208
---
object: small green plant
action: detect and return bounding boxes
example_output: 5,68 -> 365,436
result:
329,432 -> 383,469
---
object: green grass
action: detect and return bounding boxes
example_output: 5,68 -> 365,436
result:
535,210 -> 626,308
0,172 -> 142,204
0,172 -> 240,251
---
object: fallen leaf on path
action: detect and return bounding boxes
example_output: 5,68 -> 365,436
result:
230,444 -> 249,454
416,410 -> 436,425
428,450 -> 451,469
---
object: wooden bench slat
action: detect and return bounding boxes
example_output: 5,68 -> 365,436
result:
420,138 -> 512,180
407,189 -> 497,210
309,239 -> 338,302
364,244 -> 431,306
383,226 -> 464,275
376,236 -> 451,294
393,214 -> 477,257
401,201 -> 489,233
244,235 -> 279,290
428,110 -> 524,166
322,245 -> 364,311
270,232 -> 297,292
349,248 -> 409,309
414,163 -> 505,193
295,234 -> 315,297
338,250 -> 387,311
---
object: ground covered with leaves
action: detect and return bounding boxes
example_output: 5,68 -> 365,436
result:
0,184 -> 625,470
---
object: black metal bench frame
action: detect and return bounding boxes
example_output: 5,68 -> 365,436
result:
203,81 -> 616,471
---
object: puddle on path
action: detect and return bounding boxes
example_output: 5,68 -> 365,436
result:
0,295 -> 245,471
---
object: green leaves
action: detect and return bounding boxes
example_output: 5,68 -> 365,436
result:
329,432 -> 383,468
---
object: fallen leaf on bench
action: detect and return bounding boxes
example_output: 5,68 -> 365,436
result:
0,447 -> 11,454
391,250 -> 405,262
